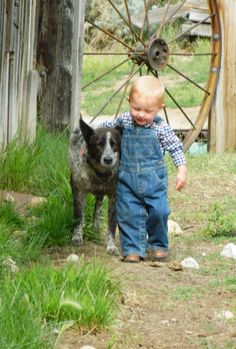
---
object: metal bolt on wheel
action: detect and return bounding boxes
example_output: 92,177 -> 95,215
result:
82,0 -> 221,151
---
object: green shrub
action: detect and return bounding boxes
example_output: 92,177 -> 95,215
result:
202,203 -> 236,238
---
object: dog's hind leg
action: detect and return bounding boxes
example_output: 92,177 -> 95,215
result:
106,196 -> 119,256
92,195 -> 104,232
71,176 -> 85,245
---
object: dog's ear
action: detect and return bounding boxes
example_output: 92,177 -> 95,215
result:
80,118 -> 94,144
114,125 -> 123,137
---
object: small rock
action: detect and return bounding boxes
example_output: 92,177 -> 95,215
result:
52,328 -> 60,335
181,257 -> 199,269
168,220 -> 183,236
4,193 -> 15,203
80,346 -> 96,349
2,257 -> 19,273
28,196 -> 47,207
220,243 -> 236,260
66,254 -> 79,263
217,310 -> 234,320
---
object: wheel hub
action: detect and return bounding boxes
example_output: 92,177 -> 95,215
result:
132,38 -> 169,70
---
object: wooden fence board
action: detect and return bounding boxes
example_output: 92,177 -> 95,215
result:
210,0 -> 236,152
0,0 -> 38,148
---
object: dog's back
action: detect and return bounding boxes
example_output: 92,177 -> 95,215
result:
68,118 -> 122,254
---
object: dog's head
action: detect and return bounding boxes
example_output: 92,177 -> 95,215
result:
80,118 -> 122,171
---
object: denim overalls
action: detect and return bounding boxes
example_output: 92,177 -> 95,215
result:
116,116 -> 170,258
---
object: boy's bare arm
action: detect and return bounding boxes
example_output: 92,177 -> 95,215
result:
176,164 -> 187,191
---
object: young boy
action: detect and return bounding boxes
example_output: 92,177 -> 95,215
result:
100,75 -> 187,263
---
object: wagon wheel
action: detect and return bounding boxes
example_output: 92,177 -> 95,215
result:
82,0 -> 221,151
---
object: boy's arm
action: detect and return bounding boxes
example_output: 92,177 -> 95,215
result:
176,164 -> 187,191
158,120 -> 187,191
159,120 -> 186,168
98,115 -> 124,128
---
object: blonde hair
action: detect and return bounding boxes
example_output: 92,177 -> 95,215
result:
129,75 -> 165,106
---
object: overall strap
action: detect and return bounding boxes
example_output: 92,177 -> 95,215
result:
153,116 -> 163,125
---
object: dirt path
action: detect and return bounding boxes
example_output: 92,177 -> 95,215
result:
55,235 -> 236,349
55,167 -> 236,349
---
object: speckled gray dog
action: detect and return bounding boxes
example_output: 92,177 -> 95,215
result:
68,118 -> 122,255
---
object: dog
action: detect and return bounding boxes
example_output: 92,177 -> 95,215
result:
68,117 -> 122,255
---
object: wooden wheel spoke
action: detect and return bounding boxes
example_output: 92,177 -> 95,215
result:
165,88 -> 196,128
82,58 -> 131,90
85,18 -> 133,51
90,63 -> 145,123
124,0 -> 135,43
170,52 -> 216,57
167,63 -> 210,95
84,52 -> 131,56
107,0 -> 145,47
168,14 -> 215,44
163,106 -> 170,124
141,0 -> 151,39
115,64 -> 136,118
155,0 -> 188,38
155,0 -> 171,39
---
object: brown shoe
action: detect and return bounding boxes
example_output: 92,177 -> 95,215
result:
152,250 -> 168,261
123,254 -> 140,263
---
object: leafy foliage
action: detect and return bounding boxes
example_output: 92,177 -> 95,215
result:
202,202 -> 236,238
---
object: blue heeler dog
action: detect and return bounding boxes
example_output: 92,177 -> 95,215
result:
68,117 -> 122,255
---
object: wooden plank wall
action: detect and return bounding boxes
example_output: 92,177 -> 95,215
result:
209,0 -> 236,152
0,0 -> 38,150
70,0 -> 85,131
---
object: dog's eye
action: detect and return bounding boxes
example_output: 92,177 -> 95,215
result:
110,140 -> 117,148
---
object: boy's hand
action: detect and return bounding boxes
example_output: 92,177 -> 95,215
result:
176,165 -> 187,191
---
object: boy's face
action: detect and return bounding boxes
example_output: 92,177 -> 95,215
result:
128,93 -> 164,126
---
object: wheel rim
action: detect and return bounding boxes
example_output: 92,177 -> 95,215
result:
82,0 -> 222,151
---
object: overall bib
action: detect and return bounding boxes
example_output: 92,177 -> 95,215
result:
116,117 -> 170,258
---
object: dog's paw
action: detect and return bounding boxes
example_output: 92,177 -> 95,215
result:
106,235 -> 119,256
71,231 -> 83,246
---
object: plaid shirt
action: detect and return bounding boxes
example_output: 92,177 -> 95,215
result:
99,112 -> 186,168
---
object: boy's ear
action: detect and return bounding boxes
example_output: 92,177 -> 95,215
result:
160,103 -> 165,109
80,117 -> 94,144
127,96 -> 130,103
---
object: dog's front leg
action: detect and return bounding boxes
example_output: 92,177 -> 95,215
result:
71,176 -> 85,245
92,195 -> 104,232
106,196 -> 119,256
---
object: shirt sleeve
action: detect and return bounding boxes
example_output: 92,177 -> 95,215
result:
98,116 -> 123,128
158,120 -> 186,167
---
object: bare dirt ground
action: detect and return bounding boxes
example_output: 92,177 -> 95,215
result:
55,168 -> 236,349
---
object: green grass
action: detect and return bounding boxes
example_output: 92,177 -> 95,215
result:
0,129 -> 121,348
0,260 -> 120,349
202,201 -> 236,238
171,286 -> 199,301
0,202 -> 44,264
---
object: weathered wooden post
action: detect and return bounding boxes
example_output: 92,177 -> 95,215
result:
209,0 -> 236,152
70,0 -> 85,131
38,0 -> 85,132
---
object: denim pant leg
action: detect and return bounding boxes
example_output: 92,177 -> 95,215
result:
116,175 -> 147,258
146,195 -> 170,252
